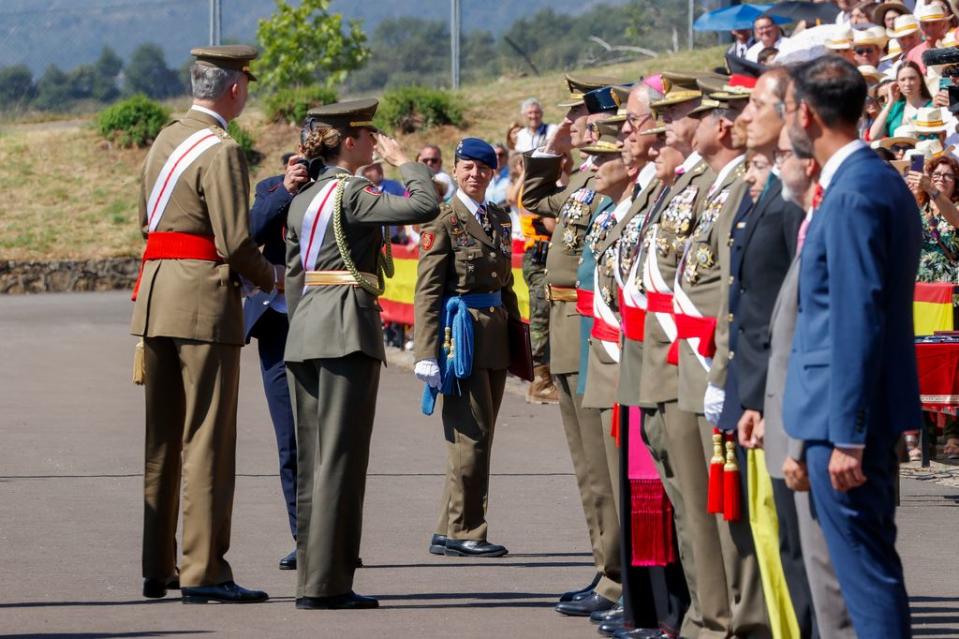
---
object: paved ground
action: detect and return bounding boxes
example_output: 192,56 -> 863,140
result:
1,292 -> 958,639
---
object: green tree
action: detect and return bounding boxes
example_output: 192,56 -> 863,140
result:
254,0 -> 370,92
33,65 -> 73,111
92,47 -> 123,101
125,43 -> 183,100
0,65 -> 35,110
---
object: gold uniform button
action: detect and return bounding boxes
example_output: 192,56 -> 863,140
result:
728,276 -> 734,285
727,313 -> 734,322
489,307 -> 496,312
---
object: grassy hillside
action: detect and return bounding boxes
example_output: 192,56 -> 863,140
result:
0,46 -> 724,261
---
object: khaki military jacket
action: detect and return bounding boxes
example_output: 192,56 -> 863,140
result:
521,154 -> 606,374
413,197 -> 522,371
676,159 -> 749,413
614,177 -> 667,406
130,109 -> 273,346
284,162 -> 437,363
638,159 -> 716,405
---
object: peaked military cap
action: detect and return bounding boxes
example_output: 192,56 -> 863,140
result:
651,71 -> 723,108
605,85 -> 635,123
697,75 -> 752,102
581,121 -> 624,155
306,98 -> 380,132
583,86 -> 622,115
558,74 -> 620,107
191,44 -> 258,81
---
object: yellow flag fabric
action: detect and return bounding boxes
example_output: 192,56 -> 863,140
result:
914,282 -> 954,336
748,449 -> 800,639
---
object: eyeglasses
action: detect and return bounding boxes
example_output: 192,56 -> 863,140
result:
626,112 -> 652,128
773,148 -> 794,166
854,47 -> 874,56
931,171 -> 956,181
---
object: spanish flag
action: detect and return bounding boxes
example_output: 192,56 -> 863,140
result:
914,282 -> 955,336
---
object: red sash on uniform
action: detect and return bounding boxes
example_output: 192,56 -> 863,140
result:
619,290 -> 646,342
646,291 -> 674,314
591,317 -> 621,342
667,312 -> 718,365
131,232 -> 221,301
575,289 -> 594,317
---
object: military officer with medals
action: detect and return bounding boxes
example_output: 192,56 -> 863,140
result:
413,138 -> 522,559
522,78 -> 626,614
284,99 -> 438,610
680,79 -> 772,638
132,45 -> 274,604
637,72 -> 730,638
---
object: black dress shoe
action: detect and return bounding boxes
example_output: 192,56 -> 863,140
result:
444,539 -> 508,557
555,591 -> 616,617
295,591 -> 379,610
181,581 -> 269,604
591,604 -> 623,623
613,628 -> 668,639
559,572 -> 602,602
598,619 -> 626,636
142,575 -> 180,599
356,556 -> 363,568
279,550 -> 297,570
429,534 -> 448,555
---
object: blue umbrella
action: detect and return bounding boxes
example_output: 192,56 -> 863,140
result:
693,4 -> 788,31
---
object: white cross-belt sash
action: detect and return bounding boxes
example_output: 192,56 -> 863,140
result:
146,128 -> 221,232
592,267 -> 621,362
673,246 -> 712,372
299,180 -> 341,275
642,226 -> 678,344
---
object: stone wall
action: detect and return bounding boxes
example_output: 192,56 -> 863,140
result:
0,258 -> 139,294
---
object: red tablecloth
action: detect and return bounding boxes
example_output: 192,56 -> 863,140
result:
916,342 -> 959,412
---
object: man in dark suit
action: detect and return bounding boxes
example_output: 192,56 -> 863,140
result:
783,56 -> 921,638
713,68 -> 815,638
244,152 -> 310,570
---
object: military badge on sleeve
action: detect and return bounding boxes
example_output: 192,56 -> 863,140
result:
421,232 -> 435,251
363,185 -> 382,196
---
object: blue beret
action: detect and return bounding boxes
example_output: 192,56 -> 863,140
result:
455,137 -> 497,169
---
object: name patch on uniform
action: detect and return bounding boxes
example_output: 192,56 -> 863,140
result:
363,185 -> 382,196
421,232 -> 435,251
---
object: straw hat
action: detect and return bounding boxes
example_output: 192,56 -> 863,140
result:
913,106 -> 953,132
881,38 -> 903,61
873,1 -> 909,27
917,2 -> 951,23
853,26 -> 889,48
887,14 -> 920,38
825,27 -> 854,50
907,138 -> 954,160
858,65 -> 883,84
877,125 -> 918,148
942,28 -> 959,47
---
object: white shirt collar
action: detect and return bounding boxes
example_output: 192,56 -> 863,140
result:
819,139 -> 866,190
455,188 -> 486,218
190,105 -> 228,130
709,154 -> 746,193
678,151 -> 702,175
637,162 -> 657,191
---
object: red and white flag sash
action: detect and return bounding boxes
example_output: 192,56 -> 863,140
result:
300,180 -> 341,273
618,245 -> 647,342
672,256 -> 714,372
146,128 -> 221,232
592,268 -> 621,362
642,226 -> 679,353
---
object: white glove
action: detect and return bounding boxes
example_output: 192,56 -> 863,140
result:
704,383 -> 725,425
414,359 -> 441,389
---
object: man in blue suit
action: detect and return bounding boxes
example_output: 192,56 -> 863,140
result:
782,56 -> 921,638
244,153 -> 310,570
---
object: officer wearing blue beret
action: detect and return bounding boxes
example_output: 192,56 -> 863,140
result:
413,137 -> 523,557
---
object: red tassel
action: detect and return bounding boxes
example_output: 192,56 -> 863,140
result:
707,428 -> 725,514
611,403 -> 621,447
723,434 -> 742,521
630,479 -> 677,566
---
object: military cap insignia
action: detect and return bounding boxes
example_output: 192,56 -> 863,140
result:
421,232 -> 435,251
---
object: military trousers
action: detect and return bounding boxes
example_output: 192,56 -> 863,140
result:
694,414 -> 771,638
142,336 -> 239,588
435,367 -> 506,541
522,250 -> 550,365
555,373 -> 622,603
661,402 -> 732,639
289,353 -> 381,598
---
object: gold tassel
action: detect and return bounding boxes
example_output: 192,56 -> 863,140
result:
132,339 -> 146,385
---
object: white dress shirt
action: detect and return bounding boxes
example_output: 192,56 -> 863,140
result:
190,104 -> 228,129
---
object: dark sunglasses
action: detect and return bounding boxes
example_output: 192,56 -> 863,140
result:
854,47 -> 874,56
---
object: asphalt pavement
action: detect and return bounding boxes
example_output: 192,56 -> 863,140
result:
0,292 -> 957,638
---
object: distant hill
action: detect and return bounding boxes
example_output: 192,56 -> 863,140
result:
0,0 -> 633,75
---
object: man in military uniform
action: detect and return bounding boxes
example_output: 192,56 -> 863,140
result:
132,45 -> 274,604
521,75 -> 625,615
413,138 -> 522,558
677,78 -> 771,638
284,99 -> 438,609
521,195 -> 559,404
637,73 -> 726,638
